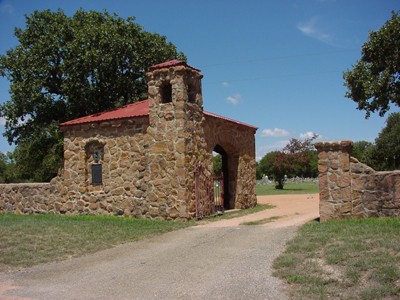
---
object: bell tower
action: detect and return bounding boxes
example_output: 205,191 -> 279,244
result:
145,60 -> 206,219
147,60 -> 203,115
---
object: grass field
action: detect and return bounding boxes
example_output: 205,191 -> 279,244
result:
0,214 -> 194,272
0,204 -> 274,271
273,217 -> 400,299
257,181 -> 319,195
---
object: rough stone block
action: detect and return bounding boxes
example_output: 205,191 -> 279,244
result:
338,153 -> 350,172
338,173 -> 350,188
318,161 -> 328,173
319,200 -> 335,222
318,151 -> 328,160
339,202 -> 352,214
330,160 -> 339,170
149,206 -> 159,217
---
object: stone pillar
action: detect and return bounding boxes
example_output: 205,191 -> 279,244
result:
146,60 -> 207,219
315,141 -> 353,221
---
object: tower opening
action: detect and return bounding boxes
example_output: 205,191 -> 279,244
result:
188,83 -> 196,103
160,82 -> 172,103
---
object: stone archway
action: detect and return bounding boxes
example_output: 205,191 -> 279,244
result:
204,115 -> 257,211
210,142 -> 240,210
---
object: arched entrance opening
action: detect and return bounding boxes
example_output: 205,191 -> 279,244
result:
213,144 -> 231,210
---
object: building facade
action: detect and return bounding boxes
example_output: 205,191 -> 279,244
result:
1,60 -> 257,220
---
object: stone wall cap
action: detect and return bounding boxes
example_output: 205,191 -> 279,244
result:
315,140 -> 353,151
0,182 -> 50,187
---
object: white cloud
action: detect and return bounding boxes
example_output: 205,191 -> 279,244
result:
226,94 -> 241,105
0,117 -> 5,126
297,17 -> 332,45
261,128 -> 290,137
0,3 -> 14,14
222,81 -> 230,88
299,131 -> 318,139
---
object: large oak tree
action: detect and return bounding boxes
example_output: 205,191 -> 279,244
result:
0,9 -> 185,181
344,11 -> 400,118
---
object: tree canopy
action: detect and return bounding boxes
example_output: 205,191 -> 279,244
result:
0,151 -> 17,183
343,11 -> 400,118
213,154 -> 222,177
349,114 -> 400,171
0,9 -> 185,181
351,140 -> 374,165
372,112 -> 400,170
363,112 -> 400,171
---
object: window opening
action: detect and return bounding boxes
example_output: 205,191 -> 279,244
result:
188,83 -> 196,103
160,83 -> 172,103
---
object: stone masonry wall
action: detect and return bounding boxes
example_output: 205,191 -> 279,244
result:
0,183 -> 54,214
0,117 -> 150,217
315,141 -> 400,221
59,117 -> 149,217
185,105 -> 211,218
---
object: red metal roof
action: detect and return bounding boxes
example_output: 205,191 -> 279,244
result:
60,100 -> 149,126
149,60 -> 201,72
60,99 -> 257,130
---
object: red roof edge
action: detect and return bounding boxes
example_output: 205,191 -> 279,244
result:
60,99 -> 149,127
204,111 -> 258,131
149,60 -> 201,72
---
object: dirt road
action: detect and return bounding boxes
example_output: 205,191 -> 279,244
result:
0,194 -> 319,300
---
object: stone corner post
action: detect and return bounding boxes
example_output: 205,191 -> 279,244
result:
315,141 -> 353,221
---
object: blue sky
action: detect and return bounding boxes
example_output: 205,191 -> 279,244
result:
0,0 -> 399,160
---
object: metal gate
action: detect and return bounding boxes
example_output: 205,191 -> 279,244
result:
195,165 -> 224,219
214,174 -> 224,213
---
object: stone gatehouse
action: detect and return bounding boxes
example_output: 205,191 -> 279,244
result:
0,60 -> 257,219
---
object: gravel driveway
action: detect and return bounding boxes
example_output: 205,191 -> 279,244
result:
0,194 -> 319,300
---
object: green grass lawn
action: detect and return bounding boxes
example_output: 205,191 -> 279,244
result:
257,181 -> 319,196
273,217 -> 400,300
0,214 -> 194,272
0,204 -> 275,271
